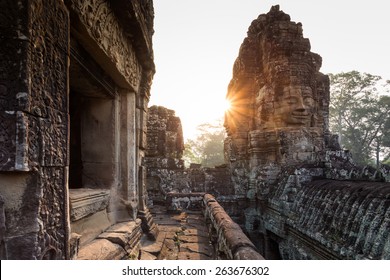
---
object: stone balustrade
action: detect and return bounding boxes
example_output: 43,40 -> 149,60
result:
202,194 -> 265,260
166,192 -> 205,212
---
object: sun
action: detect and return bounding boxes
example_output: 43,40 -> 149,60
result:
223,98 -> 232,112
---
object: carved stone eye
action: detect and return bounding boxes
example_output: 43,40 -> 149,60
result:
286,97 -> 298,104
303,97 -> 314,106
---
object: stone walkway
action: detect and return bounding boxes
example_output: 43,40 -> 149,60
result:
140,206 -> 214,260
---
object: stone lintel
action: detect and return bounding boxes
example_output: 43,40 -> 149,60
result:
66,0 -> 142,91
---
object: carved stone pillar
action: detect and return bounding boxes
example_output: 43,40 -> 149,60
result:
136,87 -> 149,212
136,73 -> 158,240
120,90 -> 138,220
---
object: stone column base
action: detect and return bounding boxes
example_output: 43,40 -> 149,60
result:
138,208 -> 159,241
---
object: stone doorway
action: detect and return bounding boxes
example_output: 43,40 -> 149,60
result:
68,91 -> 116,189
68,38 -> 119,190
67,39 -> 122,254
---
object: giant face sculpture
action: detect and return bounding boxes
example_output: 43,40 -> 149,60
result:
257,84 -> 315,129
274,85 -> 314,127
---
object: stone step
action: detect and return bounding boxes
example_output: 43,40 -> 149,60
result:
140,250 -> 157,260
77,239 -> 126,260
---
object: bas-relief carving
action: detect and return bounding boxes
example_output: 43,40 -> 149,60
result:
0,112 -> 16,170
0,1 -> 29,171
129,0 -> 154,52
0,0 -> 69,259
30,0 -> 69,260
29,0 -> 68,117
69,0 -> 142,90
0,0 -> 69,171
37,167 -> 67,259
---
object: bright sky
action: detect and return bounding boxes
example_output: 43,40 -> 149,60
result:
149,0 -> 390,140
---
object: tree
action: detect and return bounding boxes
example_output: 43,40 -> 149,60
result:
329,71 -> 390,167
183,141 -> 201,165
183,119 -> 226,167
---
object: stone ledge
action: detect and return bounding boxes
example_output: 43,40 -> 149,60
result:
77,219 -> 144,260
106,219 -> 141,234
97,232 -> 129,248
69,188 -> 110,222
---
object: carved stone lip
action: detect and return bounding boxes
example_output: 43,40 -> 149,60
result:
291,114 -> 309,118
291,115 -> 310,124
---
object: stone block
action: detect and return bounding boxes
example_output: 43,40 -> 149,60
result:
106,219 -> 140,234
141,241 -> 164,255
76,239 -> 126,260
97,232 -> 129,248
140,250 -> 157,260
69,233 -> 81,260
71,209 -> 112,246
234,247 -> 265,260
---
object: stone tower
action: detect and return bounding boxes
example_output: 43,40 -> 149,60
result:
224,6 -> 390,259
225,5 -> 331,200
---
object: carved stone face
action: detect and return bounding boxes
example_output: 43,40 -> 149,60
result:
274,85 -> 314,127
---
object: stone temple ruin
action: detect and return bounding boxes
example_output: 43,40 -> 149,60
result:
224,5 -> 390,259
145,6 -> 390,260
145,105 -> 235,209
1,2 -> 390,260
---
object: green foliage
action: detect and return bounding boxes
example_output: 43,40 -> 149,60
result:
183,141 -> 201,165
183,119 -> 226,167
329,71 -> 390,166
